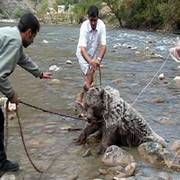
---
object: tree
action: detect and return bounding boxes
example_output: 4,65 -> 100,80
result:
30,0 -> 42,10
104,0 -> 180,31
103,0 -> 134,27
158,0 -> 180,30
72,0 -> 102,23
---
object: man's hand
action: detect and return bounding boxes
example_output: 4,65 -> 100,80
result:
9,92 -> 20,105
40,72 -> 53,79
90,59 -> 100,70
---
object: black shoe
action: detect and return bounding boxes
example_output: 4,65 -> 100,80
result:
0,160 -> 19,172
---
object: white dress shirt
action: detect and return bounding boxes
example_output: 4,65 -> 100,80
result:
76,19 -> 106,74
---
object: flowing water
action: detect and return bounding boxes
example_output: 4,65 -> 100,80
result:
0,23 -> 180,179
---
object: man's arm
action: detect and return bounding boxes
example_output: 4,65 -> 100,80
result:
18,53 -> 52,79
0,44 -> 20,100
81,47 -> 99,70
97,45 -> 107,63
18,51 -> 42,78
0,77 -> 15,101
81,47 -> 92,64
97,21 -> 107,63
78,22 -> 95,65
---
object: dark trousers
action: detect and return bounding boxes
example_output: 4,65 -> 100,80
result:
0,107 -> 7,165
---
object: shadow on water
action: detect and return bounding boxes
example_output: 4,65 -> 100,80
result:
0,23 -> 179,179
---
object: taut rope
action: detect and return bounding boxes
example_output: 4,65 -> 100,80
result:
93,65 -> 102,87
98,66 -> 102,87
130,53 -> 170,107
4,100 -> 86,174
15,107 -> 43,173
5,100 -> 9,152
5,102 -> 43,173
19,100 -> 87,122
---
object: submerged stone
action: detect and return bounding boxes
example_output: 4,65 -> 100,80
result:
102,145 -> 135,167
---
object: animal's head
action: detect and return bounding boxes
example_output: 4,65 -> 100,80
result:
84,87 -> 105,123
84,86 -> 120,123
85,86 -> 120,109
85,87 -> 104,108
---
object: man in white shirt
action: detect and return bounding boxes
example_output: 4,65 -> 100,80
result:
76,5 -> 107,107
170,45 -> 180,63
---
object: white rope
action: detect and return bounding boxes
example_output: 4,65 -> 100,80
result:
83,52 -> 170,112
130,53 -> 170,107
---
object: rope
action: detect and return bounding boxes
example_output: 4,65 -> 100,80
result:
96,53 -> 170,108
4,100 -> 9,152
19,100 -> 87,122
15,107 -> 43,173
17,101 -> 84,177
116,53 -> 170,127
93,65 -> 102,87
4,99 -> 86,174
99,53 -> 170,127
130,53 -> 170,107
98,66 -> 102,87
4,102 -> 43,173
3,52 -> 170,175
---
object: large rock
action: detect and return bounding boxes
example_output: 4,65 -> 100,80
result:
171,140 -> 180,155
138,142 -> 169,164
102,145 -> 135,167
138,142 -> 180,171
102,145 -> 136,178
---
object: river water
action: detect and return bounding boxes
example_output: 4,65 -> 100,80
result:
0,23 -> 180,179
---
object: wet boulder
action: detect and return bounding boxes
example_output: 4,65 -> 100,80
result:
102,145 -> 135,167
138,142 -> 180,171
138,142 -> 169,164
171,140 -> 180,155
102,145 -> 136,178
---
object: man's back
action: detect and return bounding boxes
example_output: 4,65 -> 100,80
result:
0,26 -> 21,49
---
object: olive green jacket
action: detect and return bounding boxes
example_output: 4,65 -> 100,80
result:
0,26 -> 42,99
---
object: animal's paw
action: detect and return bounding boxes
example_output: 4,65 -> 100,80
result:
73,138 -> 83,145
97,144 -> 106,155
75,101 -> 85,111
74,133 -> 87,145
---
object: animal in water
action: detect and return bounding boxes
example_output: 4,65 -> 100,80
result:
76,86 -> 166,153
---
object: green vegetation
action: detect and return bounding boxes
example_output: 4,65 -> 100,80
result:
23,0 -> 180,31
72,0 -> 102,23
0,0 -> 179,31
59,0 -> 179,31
103,0 -> 180,31
14,7 -> 28,18
36,0 -> 48,18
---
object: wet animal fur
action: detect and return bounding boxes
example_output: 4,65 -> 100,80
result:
77,86 -> 166,153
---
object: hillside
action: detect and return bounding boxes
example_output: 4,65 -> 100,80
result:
0,0 -> 36,19
0,0 -> 179,32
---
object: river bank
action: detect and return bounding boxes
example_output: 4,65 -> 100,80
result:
0,19 -> 17,23
1,18 -> 180,36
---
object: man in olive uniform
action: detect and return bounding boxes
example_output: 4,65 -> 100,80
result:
0,13 -> 52,172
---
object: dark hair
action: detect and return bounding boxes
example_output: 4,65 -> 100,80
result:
18,13 -> 40,33
87,5 -> 99,18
